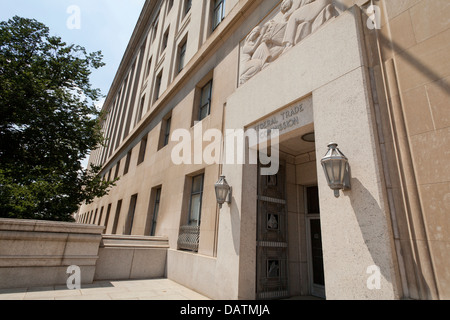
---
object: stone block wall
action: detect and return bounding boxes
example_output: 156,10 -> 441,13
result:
0,218 -> 104,289
0,219 -> 169,289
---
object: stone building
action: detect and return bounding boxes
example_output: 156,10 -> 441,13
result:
77,0 -> 449,300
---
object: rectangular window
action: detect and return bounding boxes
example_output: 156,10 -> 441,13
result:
178,40 -> 187,73
136,95 -> 146,125
124,150 -> 132,175
145,57 -> 152,78
185,0 -> 192,15
125,194 -> 138,235
159,113 -> 172,150
146,57 -> 152,79
188,174 -> 204,226
199,80 -> 213,121
114,160 -> 121,180
112,200 -> 122,235
154,70 -> 163,101
152,16 -> 159,43
168,0 -> 174,13
212,0 -> 225,30
104,203 -> 112,233
93,208 -> 98,225
137,134 -> 148,165
150,188 -> 162,236
162,27 -> 170,53
98,206 -> 104,226
163,116 -> 172,147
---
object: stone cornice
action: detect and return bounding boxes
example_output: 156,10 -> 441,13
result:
101,0 -> 159,114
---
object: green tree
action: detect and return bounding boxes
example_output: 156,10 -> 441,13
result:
0,16 -> 115,221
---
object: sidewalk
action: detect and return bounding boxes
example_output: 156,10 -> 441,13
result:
0,278 -> 210,300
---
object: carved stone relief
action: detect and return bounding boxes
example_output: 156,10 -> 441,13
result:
239,0 -> 337,85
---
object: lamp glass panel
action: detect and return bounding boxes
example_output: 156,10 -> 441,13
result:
340,161 -> 346,183
325,161 -> 334,184
336,161 -> 343,183
215,185 -> 228,202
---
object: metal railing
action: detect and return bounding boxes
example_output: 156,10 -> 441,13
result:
177,225 -> 200,252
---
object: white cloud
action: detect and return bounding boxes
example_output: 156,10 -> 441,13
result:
94,97 -> 105,112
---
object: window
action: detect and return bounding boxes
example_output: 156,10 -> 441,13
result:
163,116 -> 172,147
159,113 -> 172,150
146,57 -> 152,79
98,206 -> 104,226
137,134 -> 148,165
168,0 -> 174,13
136,95 -> 146,125
199,80 -> 213,121
188,174 -> 204,226
212,0 -> 225,30
125,194 -> 138,235
104,203 -> 112,233
178,39 -> 187,73
152,16 -> 159,43
154,70 -> 163,101
150,188 -> 162,236
185,0 -> 192,15
112,200 -> 122,235
114,160 -> 120,180
93,208 -> 98,225
124,150 -> 132,175
162,27 -> 170,53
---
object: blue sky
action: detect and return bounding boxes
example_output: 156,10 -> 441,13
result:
1,0 -> 146,107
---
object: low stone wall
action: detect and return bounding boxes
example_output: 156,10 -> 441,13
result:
0,219 -> 169,289
94,235 -> 169,281
0,218 -> 104,289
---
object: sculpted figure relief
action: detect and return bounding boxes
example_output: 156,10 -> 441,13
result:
239,0 -> 336,85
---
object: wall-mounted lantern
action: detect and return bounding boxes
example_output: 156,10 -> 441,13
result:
321,143 -> 351,198
215,175 -> 232,209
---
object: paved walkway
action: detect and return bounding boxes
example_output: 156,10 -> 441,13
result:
0,278 -> 210,300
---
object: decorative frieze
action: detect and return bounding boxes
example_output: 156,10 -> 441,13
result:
239,0 -> 337,85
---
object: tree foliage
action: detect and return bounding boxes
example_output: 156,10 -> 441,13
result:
0,16 -> 115,221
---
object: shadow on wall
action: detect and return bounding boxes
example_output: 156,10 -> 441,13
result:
346,177 -> 431,298
230,194 -> 241,255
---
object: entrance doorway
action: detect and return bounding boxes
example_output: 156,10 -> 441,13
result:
256,164 -> 288,300
305,186 -> 325,298
254,126 -> 326,299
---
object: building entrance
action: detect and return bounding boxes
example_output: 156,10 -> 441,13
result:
305,186 -> 325,298
254,126 -> 326,299
256,164 -> 289,299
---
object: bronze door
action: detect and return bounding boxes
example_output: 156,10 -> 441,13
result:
256,164 -> 289,299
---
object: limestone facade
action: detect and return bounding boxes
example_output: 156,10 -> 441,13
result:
78,0 -> 449,300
